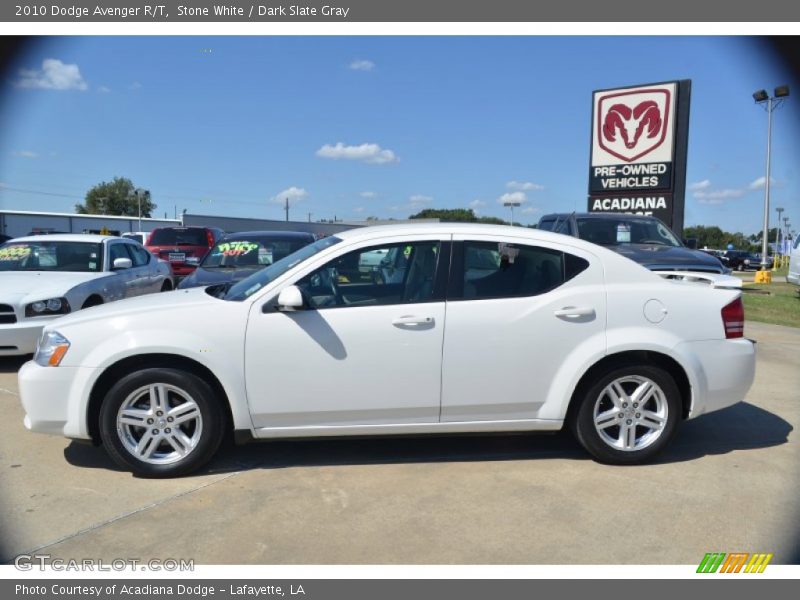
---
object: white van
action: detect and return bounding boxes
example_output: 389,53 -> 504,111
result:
788,236 -> 800,288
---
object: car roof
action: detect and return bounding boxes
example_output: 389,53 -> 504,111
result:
219,230 -> 315,241
6,233 -> 116,243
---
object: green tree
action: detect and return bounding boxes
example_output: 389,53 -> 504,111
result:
75,177 -> 156,217
409,208 -> 478,222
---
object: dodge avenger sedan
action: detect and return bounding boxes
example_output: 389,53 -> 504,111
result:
18,224 -> 756,477
1,234 -> 173,355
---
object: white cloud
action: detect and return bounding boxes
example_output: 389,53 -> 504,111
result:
316,142 -> 399,164
97,85 -> 111,93
349,59 -> 375,71
360,191 -> 377,199
353,206 -> 366,214
694,189 -> 745,204
271,186 -> 309,205
129,81 -> 142,90
748,176 -> 776,190
507,181 -> 544,191
469,199 -> 487,208
409,194 -> 433,208
12,150 -> 38,159
14,58 -> 88,91
497,191 -> 528,205
688,179 -> 711,191
521,207 -> 540,214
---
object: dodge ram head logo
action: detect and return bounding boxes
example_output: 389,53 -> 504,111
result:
597,88 -> 671,163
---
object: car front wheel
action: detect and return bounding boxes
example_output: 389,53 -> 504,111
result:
570,365 -> 681,465
99,368 -> 225,477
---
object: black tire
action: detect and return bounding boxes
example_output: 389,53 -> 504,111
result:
570,364 -> 681,465
99,368 -> 226,478
161,280 -> 173,292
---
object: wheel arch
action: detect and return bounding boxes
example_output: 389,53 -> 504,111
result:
87,353 -> 235,445
565,350 -> 692,427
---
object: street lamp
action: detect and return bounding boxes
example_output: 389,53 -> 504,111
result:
753,85 -> 789,277
775,206 -> 784,257
503,201 -> 521,226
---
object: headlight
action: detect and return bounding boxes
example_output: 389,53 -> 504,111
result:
34,331 -> 71,367
25,297 -> 71,318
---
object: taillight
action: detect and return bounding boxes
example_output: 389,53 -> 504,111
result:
207,230 -> 214,248
721,297 -> 745,339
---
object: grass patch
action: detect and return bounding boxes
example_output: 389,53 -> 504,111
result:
742,280 -> 800,328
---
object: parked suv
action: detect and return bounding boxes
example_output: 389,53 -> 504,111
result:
538,212 -> 730,274
145,226 -> 225,278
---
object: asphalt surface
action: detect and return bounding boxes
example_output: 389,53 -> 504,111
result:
1,321 -> 798,565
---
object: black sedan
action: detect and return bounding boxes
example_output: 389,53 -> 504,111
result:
720,250 -> 763,271
177,231 -> 316,289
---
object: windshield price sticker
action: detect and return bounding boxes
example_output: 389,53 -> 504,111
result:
616,224 -> 632,243
0,245 -> 31,260
219,241 -> 259,257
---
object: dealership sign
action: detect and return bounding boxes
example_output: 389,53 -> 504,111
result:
588,80 -> 691,234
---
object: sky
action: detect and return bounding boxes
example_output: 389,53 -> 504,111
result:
0,36 -> 798,236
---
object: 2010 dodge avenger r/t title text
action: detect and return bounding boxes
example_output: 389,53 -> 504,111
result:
18,224 -> 755,477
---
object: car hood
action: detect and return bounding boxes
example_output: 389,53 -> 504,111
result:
50,286 -> 221,330
179,266 -> 262,289
0,271 -> 109,303
611,244 -> 725,271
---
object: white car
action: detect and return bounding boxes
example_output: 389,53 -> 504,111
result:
18,224 -> 756,477
1,234 -> 174,355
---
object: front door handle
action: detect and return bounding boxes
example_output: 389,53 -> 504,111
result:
554,306 -> 596,319
392,315 -> 434,326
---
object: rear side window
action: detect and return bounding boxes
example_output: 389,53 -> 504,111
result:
148,228 -> 209,246
453,241 -> 589,300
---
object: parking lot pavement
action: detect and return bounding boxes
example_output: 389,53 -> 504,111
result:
1,320 -> 798,565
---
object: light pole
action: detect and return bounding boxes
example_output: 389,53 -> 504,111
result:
753,85 -> 789,278
503,201 -> 521,226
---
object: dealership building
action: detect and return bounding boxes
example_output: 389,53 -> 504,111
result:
0,209 -> 405,240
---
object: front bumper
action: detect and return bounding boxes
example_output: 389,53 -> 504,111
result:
676,338 -> 756,418
18,360 -> 98,439
0,320 -> 50,356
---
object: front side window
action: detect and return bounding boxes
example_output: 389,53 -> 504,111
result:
0,241 -> 103,272
455,241 -> 588,300
127,243 -> 151,266
295,241 -> 442,309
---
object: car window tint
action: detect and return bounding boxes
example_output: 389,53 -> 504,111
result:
127,243 -> 150,267
109,243 -> 133,266
458,241 -> 587,300
148,228 -> 209,246
295,241 -> 441,309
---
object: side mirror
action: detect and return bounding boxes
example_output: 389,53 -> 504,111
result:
276,285 -> 304,311
113,257 -> 133,270
684,238 -> 698,249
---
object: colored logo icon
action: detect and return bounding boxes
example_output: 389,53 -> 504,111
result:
697,552 -> 773,573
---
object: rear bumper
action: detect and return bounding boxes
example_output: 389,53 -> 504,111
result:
675,338 -> 756,418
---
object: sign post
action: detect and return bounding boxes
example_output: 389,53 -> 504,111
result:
588,80 -> 691,237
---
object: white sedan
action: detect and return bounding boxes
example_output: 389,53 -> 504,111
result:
18,224 -> 755,477
1,234 -> 174,355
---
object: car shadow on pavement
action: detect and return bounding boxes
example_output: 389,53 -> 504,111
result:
62,401 -> 791,476
0,356 -> 30,374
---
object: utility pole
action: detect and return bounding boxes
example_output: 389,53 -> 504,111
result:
775,206 -> 784,256
284,198 -> 289,222
308,212 -> 312,223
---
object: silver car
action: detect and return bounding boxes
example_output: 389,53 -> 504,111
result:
0,234 -> 174,355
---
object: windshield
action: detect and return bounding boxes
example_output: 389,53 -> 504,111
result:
223,236 -> 342,301
575,217 -> 681,247
202,237 -> 313,269
0,241 -> 103,272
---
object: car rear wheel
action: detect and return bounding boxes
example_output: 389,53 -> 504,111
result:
161,280 -> 173,292
570,365 -> 680,465
99,368 -> 225,477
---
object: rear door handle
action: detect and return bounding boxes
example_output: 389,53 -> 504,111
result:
554,306 -> 595,319
392,315 -> 434,326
